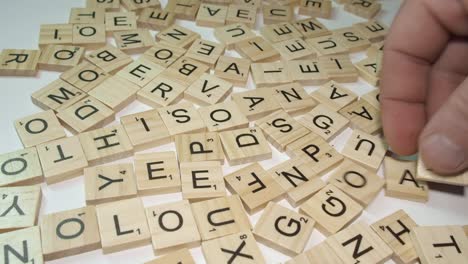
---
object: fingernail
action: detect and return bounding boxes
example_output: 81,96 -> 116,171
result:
421,134 -> 465,172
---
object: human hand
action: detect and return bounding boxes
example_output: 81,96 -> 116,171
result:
381,0 -> 468,175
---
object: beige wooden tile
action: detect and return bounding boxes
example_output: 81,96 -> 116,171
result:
96,198 -> 151,254
73,27 -> 105,47
191,195 -> 251,240
142,42 -> 187,68
0,147 -> 43,187
298,0 -> 332,18
306,35 -> 348,57
214,55 -> 251,87
0,185 -> 41,233
157,102 -> 207,137
40,206 -> 101,260
226,5 -> 257,28
185,39 -> 225,67
305,240 -> 353,264
0,226 -> 43,263
361,88 -> 381,110
219,127 -> 272,166
355,55 -> 380,86
156,25 -> 200,48
84,163 -> 137,205
198,101 -> 249,132
367,41 -> 384,58
113,29 -> 155,54
161,56 -> 209,87
287,59 -> 329,85
341,129 -> 386,172
145,248 -> 195,264
69,7 -> 105,24
273,38 -> 316,61
105,12 -> 137,32
354,20 -> 388,42
184,73 -> 233,106
134,151 -> 181,196
263,5 -> 293,24
31,79 -> 86,112
232,0 -> 261,7
235,36 -> 280,62
15,110 -> 66,147
333,26 -> 371,52
250,61 -> 292,88
86,0 -> 120,10
145,200 -> 200,253
344,0 -> 381,19
202,231 -> 265,264
180,161 -> 226,200
320,54 -> 358,83
116,57 -> 165,88
196,3 -> 228,27
138,8 -> 175,31
214,23 -> 256,49
416,156 -> 468,186
293,18 -> 331,39
310,80 -> 357,112
261,23 -> 302,43
88,75 -> 140,112
175,132 -> 224,164
298,104 -> 349,142
78,124 -> 134,166
254,202 -> 314,255
38,45 -> 85,72
86,45 -> 133,73
273,82 -> 317,116
57,96 -> 114,134
339,99 -> 381,135
370,210 -> 419,264
300,184 -> 363,235
165,0 -> 200,20
328,222 -> 392,264
121,0 -> 160,11
231,89 -> 281,121
0,49 -> 41,76
37,136 -> 88,184
39,24 -> 73,47
60,61 -> 110,93
225,163 -> 284,213
411,226 -> 468,264
137,75 -> 187,108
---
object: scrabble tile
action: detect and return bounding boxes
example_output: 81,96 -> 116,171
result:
273,38 -> 316,61
161,56 -> 210,87
233,0 -> 261,7
185,39 -> 225,67
120,109 -> 171,151
180,161 -> 226,200
0,185 -> 41,233
293,18 -> 331,39
88,75 -> 140,112
231,89 -> 281,120
310,81 -> 357,112
261,23 -> 302,43
214,23 -> 256,49
86,0 -> 120,10
145,200 -> 200,253
15,110 -> 66,147
198,101 -> 249,132
287,60 -> 328,85
84,163 -> 137,205
341,129 -> 386,172
339,99 -> 381,135
327,222 -> 393,263
0,148 -> 43,187
134,152 -> 181,195
214,55 -> 251,86
86,45 -> 133,73
328,159 -> 384,205
105,12 -> 138,32
196,3 -> 228,27
165,0 -> 201,20
219,127 -> 272,166
254,202 -> 314,255
31,79 -> 86,112
184,73 -> 233,106
38,45 -> 85,71
121,0 -> 160,11
69,7 -> 105,24
361,88 -> 381,110
156,25 -> 200,48
158,102 -> 207,137
137,75 -> 186,108
298,0 -> 332,18
235,36 -> 280,62
113,29 -> 155,54
370,210 -> 419,264
416,156 -> 468,186
0,227 -> 43,264
96,198 -> 151,254
0,49 -> 41,76
306,35 -> 348,56
142,42 -> 187,68
39,24 -> 73,47
250,61 -> 292,87
191,195 -> 251,240
116,57 -> 165,87
78,124 -> 134,166
355,20 -> 388,43
175,132 -> 225,164
202,231 -> 265,264
355,55 -> 380,86
60,61 -> 110,92
57,96 -> 114,134
298,104 -> 349,142
257,110 -> 310,151
287,240 -> 352,264
226,5 -> 257,28
367,41 -> 384,58
145,248 -> 195,264
411,226 -> 468,264
224,163 -> 284,213
138,8 -> 175,30
320,54 -> 358,83
40,206 -> 101,260
300,184 -> 363,235
344,0 -> 381,19
333,26 -> 371,52
273,82 -> 317,116
263,5 -> 293,24
36,136 -> 88,184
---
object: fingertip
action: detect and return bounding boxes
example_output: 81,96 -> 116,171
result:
420,133 -> 468,175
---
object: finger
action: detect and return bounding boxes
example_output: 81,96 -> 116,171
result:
419,79 -> 468,174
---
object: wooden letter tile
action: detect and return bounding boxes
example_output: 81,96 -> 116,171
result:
293,18 -> 331,39
362,88 -> 381,110
273,82 -> 317,116
138,8 -> 175,31
263,5 -> 293,24
250,61 -> 292,88
354,20 -> 388,43
287,59 -> 328,85
341,129 -> 387,171
339,99 -> 381,135
185,39 -> 225,67
184,73 -> 233,106
142,42 -> 187,68
85,45 -> 133,73
231,89 -> 281,120
137,75 -> 187,108
38,45 -> 85,72
298,0 -> 332,18
298,104 -> 349,142
0,49 -> 41,76
355,55 -> 381,86
235,36 -> 280,62
156,25 -> 200,48
15,110 -> 66,147
306,35 -> 348,56
226,5 -> 257,28
39,24 -> 73,47
88,75 -> 140,112
158,102 -> 207,137
0,147 -> 43,187
344,0 -> 381,19
175,132 -> 224,164
198,101 -> 249,132
180,161 -> 226,200
214,23 -> 256,49
261,23 -> 302,43
196,3 -> 228,28
113,29 -> 155,54
416,156 -> 468,186
0,185 -> 41,233
161,56 -> 210,88
105,12 -> 137,32
121,0 -> 160,11
86,0 -> 120,10
273,38 -> 316,61
310,80 -> 358,112
31,79 -> 86,112
214,55 -> 251,87
60,61 -> 109,93
145,248 -> 195,264
69,7 -> 105,24
333,26 -> 371,52
116,57 -> 165,88
0,226 -> 43,264
165,0 -> 201,20
320,54 -> 358,83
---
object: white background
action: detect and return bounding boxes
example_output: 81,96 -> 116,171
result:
0,0 -> 467,263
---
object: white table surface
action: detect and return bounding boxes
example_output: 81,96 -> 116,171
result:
1,0 -> 467,263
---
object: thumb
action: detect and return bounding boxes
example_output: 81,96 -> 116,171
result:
419,79 -> 468,175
